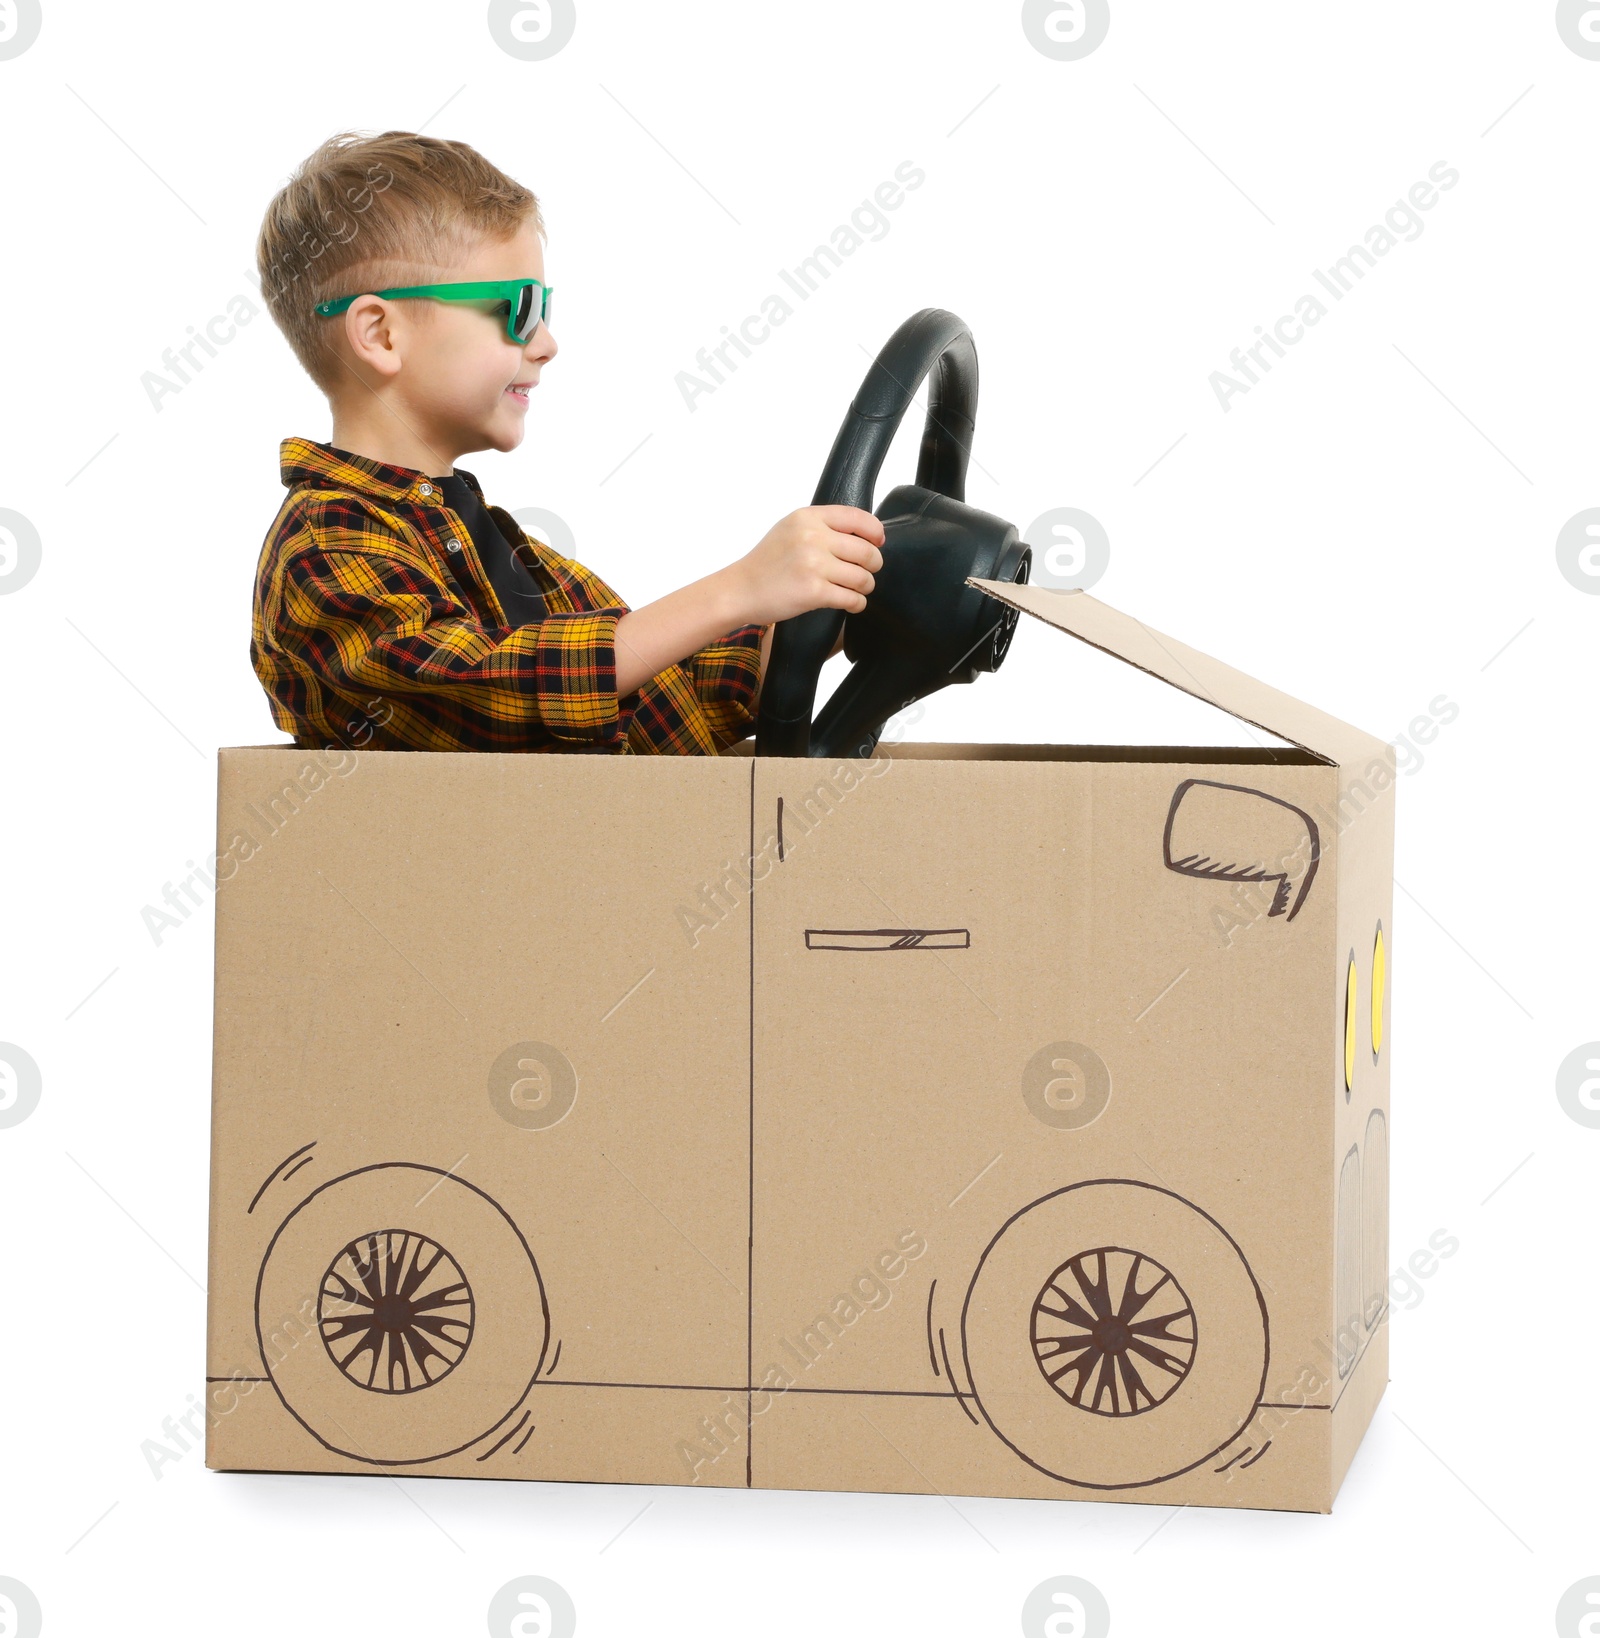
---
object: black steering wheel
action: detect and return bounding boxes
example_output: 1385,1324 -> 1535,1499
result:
754,309 -> 1029,758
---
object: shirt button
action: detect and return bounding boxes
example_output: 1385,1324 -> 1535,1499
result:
446,538 -> 462,553
419,483 -> 435,497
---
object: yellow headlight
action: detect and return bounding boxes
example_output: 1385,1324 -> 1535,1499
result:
1371,922 -> 1386,1062
1344,951 -> 1358,1099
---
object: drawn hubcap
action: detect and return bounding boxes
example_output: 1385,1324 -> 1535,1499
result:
318,1230 -> 475,1394
1030,1247 -> 1197,1417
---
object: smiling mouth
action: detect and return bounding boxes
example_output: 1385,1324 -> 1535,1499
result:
505,382 -> 535,404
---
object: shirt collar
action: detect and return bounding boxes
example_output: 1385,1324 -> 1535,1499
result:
278,437 -> 485,507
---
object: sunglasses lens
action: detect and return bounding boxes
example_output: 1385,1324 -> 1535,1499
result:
513,282 -> 538,342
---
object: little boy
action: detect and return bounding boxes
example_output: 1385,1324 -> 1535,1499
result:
252,130 -> 884,754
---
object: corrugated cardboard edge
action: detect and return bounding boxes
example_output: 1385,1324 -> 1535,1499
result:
969,579 -> 1393,771
204,752 -> 238,1404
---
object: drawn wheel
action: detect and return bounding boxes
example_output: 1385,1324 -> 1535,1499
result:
963,1181 -> 1267,1489
1030,1248 -> 1196,1416
256,1164 -> 548,1465
319,1231 -> 475,1394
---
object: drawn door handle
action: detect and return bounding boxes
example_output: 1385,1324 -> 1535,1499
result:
804,927 -> 971,951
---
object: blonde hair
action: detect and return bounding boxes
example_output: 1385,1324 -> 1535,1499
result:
256,130 -> 543,391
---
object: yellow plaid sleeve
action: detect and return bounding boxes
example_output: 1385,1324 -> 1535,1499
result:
511,538 -> 768,756
257,503 -> 631,750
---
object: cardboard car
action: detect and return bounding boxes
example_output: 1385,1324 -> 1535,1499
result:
205,579 -> 1394,1513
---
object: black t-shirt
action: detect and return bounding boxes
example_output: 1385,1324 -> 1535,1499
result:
434,470 -> 549,628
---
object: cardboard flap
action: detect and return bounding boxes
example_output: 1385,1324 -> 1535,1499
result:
970,579 -> 1390,769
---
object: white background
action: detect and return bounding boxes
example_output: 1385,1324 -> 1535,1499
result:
1,2 -> 1596,1633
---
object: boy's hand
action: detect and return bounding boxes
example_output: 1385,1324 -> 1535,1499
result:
613,505 -> 883,699
725,505 -> 886,626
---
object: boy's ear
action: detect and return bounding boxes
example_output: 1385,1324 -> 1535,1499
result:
340,294 -> 406,381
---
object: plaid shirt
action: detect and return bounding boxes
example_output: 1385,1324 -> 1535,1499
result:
252,438 -> 767,755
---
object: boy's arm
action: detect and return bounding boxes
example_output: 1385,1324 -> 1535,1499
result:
523,542 -> 768,752
607,505 -> 871,697
503,506 -> 871,753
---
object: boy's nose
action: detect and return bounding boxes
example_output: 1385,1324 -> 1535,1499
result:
529,323 -> 558,363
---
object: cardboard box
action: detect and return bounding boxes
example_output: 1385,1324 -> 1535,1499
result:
206,580 -> 1394,1512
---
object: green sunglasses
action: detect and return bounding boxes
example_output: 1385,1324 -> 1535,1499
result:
314,277 -> 553,344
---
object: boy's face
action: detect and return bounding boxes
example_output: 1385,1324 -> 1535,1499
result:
341,218 -> 557,468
